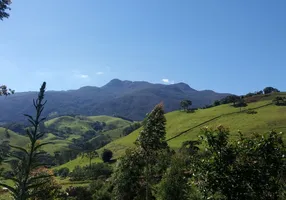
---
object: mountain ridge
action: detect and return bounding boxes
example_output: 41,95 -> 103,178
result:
0,79 -> 231,123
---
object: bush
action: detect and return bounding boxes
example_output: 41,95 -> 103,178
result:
213,100 -> 221,106
57,167 -> 70,178
101,149 -> 113,163
69,166 -> 85,181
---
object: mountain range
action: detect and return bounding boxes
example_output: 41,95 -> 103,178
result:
0,79 -> 230,123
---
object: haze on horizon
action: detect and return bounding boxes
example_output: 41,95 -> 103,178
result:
0,0 -> 285,95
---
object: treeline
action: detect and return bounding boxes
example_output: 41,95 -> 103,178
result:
206,86 -> 281,109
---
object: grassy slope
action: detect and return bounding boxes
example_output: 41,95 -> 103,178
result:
102,93 -> 286,158
0,128 -> 29,147
1,115 -> 131,160
0,128 -> 30,170
41,115 -> 131,154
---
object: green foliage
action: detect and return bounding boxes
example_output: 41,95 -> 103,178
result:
0,82 -> 52,200
213,100 -> 221,106
273,96 -> 286,106
264,86 -> 280,94
90,179 -> 111,200
0,140 -> 10,164
0,0 -> 11,20
220,95 -> 240,105
28,168 -> 62,200
137,103 -> 168,151
180,99 -> 192,111
69,163 -> 112,181
113,103 -> 170,200
112,148 -> 145,200
194,126 -> 286,200
65,186 -> 93,200
157,155 -> 190,200
101,149 -> 113,163
54,167 -> 70,178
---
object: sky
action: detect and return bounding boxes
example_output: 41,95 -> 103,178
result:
0,0 -> 285,94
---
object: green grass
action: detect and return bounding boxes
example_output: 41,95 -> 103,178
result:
40,115 -> 132,155
53,156 -> 102,171
0,128 -> 29,147
101,93 -> 286,158
55,177 -> 91,189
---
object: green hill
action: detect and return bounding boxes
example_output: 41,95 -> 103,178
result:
0,127 -> 29,147
1,115 -> 132,156
101,93 -> 286,158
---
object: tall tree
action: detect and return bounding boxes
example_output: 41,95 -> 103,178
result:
0,0 -> 11,20
0,82 -> 53,200
136,103 -> 169,200
113,103 -> 170,200
81,142 -> 98,169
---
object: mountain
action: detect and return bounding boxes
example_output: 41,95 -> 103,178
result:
0,79 -> 230,123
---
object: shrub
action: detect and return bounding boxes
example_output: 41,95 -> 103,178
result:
57,167 -> 70,178
101,149 -> 113,163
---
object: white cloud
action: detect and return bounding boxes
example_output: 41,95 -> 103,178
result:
72,70 -> 89,79
162,78 -> 175,84
162,79 -> 169,83
80,74 -> 89,79
96,72 -> 104,75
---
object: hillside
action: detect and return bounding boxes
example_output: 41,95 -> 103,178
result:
0,79 -> 230,123
1,115 -> 132,156
99,92 -> 286,158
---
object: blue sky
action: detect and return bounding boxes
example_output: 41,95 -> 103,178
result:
0,0 -> 285,94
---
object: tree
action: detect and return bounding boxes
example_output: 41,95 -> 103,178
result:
0,0 -> 11,20
0,85 -> 14,96
180,100 -> 192,111
0,140 -> 10,166
28,167 -> 62,200
113,103 -> 170,200
213,100 -> 220,106
101,149 -> 113,163
0,82 -> 52,200
81,142 -> 98,169
194,126 -> 286,200
273,96 -> 286,106
112,148 -> 145,200
263,87 -> 280,94
136,103 -> 170,200
157,155 -> 190,200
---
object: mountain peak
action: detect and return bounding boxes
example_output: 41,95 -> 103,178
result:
170,82 -> 197,92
